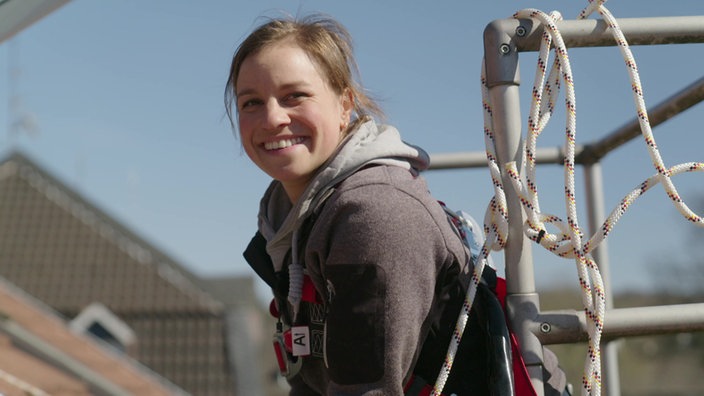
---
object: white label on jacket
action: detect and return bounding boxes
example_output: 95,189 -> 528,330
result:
292,326 -> 311,356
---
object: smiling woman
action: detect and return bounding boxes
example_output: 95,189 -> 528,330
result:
234,42 -> 353,202
223,14 -> 562,396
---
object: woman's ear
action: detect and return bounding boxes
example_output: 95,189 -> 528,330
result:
339,88 -> 354,130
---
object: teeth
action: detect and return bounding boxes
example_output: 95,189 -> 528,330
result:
264,137 -> 304,150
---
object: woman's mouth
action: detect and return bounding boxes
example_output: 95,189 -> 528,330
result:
264,137 -> 305,151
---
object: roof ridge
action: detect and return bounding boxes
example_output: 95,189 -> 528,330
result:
0,150 -> 224,313
0,276 -> 189,395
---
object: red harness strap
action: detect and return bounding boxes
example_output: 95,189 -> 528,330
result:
269,274 -> 322,318
270,274 -> 323,355
301,274 -> 322,304
495,277 -> 538,396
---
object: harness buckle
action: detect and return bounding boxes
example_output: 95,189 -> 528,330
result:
273,326 -> 303,379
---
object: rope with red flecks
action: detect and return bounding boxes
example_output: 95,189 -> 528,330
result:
429,56 -> 511,396
432,1 -> 704,395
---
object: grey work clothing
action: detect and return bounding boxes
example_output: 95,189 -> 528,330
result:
245,120 -> 475,395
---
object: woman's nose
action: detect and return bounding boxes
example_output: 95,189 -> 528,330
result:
263,100 -> 290,130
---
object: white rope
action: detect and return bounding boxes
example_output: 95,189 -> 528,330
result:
432,0 -> 704,395
430,59 -> 509,396
510,7 -> 607,395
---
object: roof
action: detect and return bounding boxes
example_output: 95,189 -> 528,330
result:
199,275 -> 260,309
201,275 -> 290,396
0,0 -> 70,44
0,151 -> 239,394
0,151 -> 223,313
0,332 -> 90,396
0,276 -> 185,395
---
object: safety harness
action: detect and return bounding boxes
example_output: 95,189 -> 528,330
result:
244,202 -> 523,395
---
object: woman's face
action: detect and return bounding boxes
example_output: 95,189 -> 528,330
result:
235,42 -> 352,202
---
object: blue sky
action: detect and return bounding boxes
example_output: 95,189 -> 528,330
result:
1,1 -> 703,299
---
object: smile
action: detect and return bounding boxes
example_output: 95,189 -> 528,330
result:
264,137 -> 305,150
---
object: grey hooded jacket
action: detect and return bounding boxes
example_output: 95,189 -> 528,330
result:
244,120 -> 475,395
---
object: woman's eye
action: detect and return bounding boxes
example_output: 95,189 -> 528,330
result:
285,92 -> 308,103
239,99 -> 261,110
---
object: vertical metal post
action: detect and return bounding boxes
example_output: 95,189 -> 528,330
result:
484,19 -> 545,396
486,82 -> 537,293
583,163 -> 620,396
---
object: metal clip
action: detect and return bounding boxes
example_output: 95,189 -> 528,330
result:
272,328 -> 302,379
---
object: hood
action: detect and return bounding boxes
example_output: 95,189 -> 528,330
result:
255,120 -> 429,319
258,119 -> 429,270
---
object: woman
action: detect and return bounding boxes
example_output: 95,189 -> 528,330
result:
225,15 -> 499,395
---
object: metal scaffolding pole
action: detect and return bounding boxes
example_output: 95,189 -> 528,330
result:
534,303 -> 704,344
578,75 -> 704,164
484,18 -> 545,396
429,75 -> 704,170
584,163 -> 620,396
514,15 -> 704,51
429,146 -> 569,170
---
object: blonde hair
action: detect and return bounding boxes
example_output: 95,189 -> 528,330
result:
224,14 -> 384,133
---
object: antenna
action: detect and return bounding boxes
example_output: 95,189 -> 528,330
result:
7,39 -> 39,145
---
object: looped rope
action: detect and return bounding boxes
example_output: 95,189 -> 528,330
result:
432,1 -> 704,395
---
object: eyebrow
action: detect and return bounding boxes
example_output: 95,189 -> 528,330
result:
235,88 -> 256,98
236,81 -> 312,99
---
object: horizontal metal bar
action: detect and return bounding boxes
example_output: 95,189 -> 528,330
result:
514,15 -> 704,51
534,302 -> 704,344
576,75 -> 704,164
430,72 -> 704,169
428,146 -> 573,170
428,150 -> 487,169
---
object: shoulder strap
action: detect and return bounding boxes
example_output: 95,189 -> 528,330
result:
243,232 -> 277,289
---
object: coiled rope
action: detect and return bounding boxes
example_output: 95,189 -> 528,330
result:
432,1 -> 704,395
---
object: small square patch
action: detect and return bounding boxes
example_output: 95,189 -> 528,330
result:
291,326 -> 311,356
